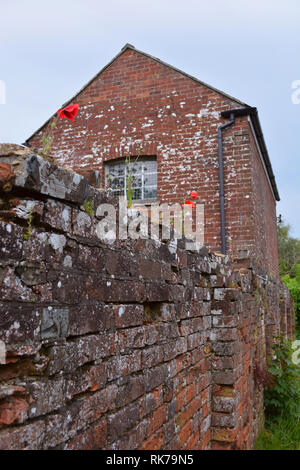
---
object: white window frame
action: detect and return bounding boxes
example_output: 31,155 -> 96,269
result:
105,157 -> 157,202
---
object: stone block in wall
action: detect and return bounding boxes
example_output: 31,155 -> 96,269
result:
60,419 -> 107,450
107,351 -> 142,381
211,412 -> 237,428
145,363 -> 169,392
15,261 -> 47,286
0,303 -> 41,345
41,307 -> 69,340
211,341 -> 239,357
146,282 -> 170,302
72,208 -> 97,241
118,326 -> 145,353
113,304 -> 144,329
46,333 -> 115,376
213,396 -> 235,414
212,369 -> 240,386
212,353 -> 242,371
1,199 -> 44,223
142,345 -> 164,369
211,328 -> 239,342
44,199 -> 72,232
68,303 -> 114,336
26,377 -> 65,419
0,221 -> 23,261
0,162 -> 15,192
108,402 -> 140,442
212,428 -> 236,443
212,300 -> 239,316
212,315 -> 239,328
9,153 -> 89,205
115,375 -> 146,409
0,418 -> 46,450
64,363 -> 107,400
138,259 -> 162,280
214,288 -> 242,301
83,278 -> 146,303
22,230 -> 48,262
0,386 -> 29,427
77,244 -> 105,273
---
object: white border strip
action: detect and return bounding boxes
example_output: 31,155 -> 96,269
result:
0,80 -> 5,105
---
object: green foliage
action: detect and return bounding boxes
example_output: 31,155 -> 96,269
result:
255,337 -> 300,449
254,416 -> 300,450
83,199 -> 94,216
125,164 -> 134,209
264,336 -> 300,420
255,218 -> 300,450
282,269 -> 300,327
125,146 -> 143,209
41,118 -> 57,156
277,219 -> 300,327
277,219 -> 300,277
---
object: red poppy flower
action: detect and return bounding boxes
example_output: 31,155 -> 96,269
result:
183,200 -> 195,209
57,104 -> 79,121
190,191 -> 198,199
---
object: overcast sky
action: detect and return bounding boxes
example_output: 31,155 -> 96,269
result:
1,0 -> 300,237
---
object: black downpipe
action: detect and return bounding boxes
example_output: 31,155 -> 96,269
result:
217,113 -> 235,255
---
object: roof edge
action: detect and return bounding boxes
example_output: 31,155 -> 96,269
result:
221,108 -> 280,201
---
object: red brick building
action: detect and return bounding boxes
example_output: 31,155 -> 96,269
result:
26,44 -> 280,275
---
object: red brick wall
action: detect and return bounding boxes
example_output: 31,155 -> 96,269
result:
248,124 -> 279,276
221,116 -> 279,275
28,48 -> 278,274
0,146 -> 294,450
222,117 -> 255,258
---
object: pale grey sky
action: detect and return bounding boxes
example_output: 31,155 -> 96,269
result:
1,0 -> 300,236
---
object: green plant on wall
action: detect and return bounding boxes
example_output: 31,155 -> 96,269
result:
264,336 -> 300,419
277,219 -> 300,277
282,265 -> 300,329
277,218 -> 300,329
83,199 -> 94,216
125,145 -> 143,209
104,146 -> 143,209
125,156 -> 135,209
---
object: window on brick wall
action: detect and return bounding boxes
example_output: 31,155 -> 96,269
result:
105,157 -> 157,201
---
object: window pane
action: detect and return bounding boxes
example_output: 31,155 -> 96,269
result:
144,187 -> 157,199
111,188 -> 124,197
144,161 -> 156,172
110,176 -> 125,191
131,176 -> 142,188
132,187 -> 142,200
144,173 -> 156,186
131,162 -> 142,174
109,163 -> 125,177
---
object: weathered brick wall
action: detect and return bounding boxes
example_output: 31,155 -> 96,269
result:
248,126 -> 279,276
0,145 -> 294,450
27,46 -> 279,275
219,116 -> 279,276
